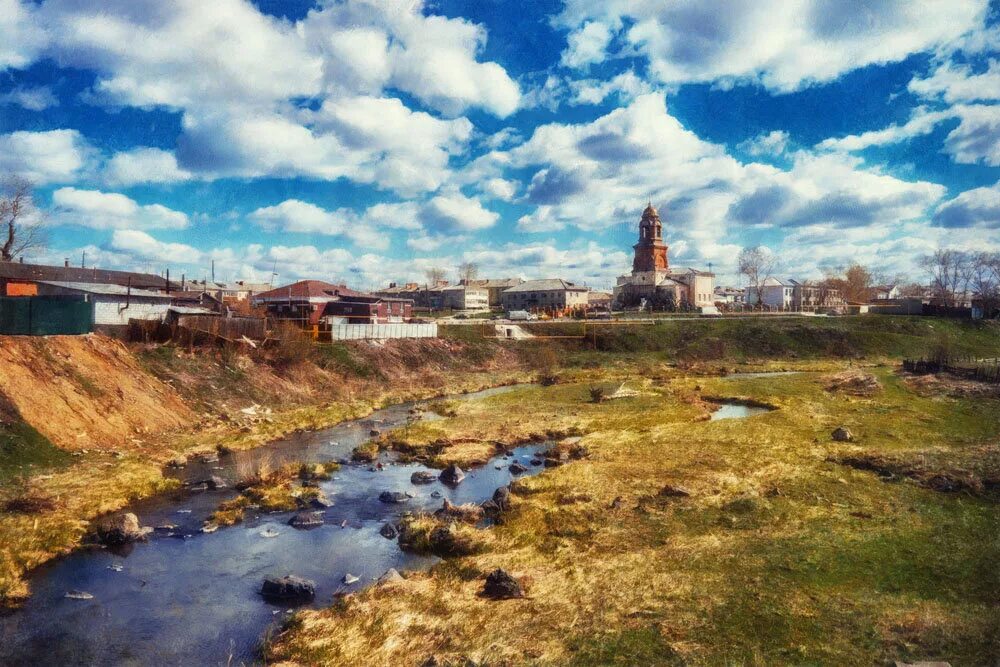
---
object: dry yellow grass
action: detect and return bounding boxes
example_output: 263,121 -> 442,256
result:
268,365 -> 1000,666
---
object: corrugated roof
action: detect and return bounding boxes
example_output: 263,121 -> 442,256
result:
503,279 -> 587,292
0,261 -> 172,289
38,281 -> 173,299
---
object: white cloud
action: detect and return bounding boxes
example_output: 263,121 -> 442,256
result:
51,187 -> 189,230
738,130 -> 790,157
103,148 -> 192,186
302,0 -> 520,117
249,199 -> 346,235
481,178 -> 518,202
568,70 -> 654,106
909,59 -> 1000,103
0,0 -> 47,70
944,104 -> 1000,166
39,0 -> 321,110
0,129 -> 91,184
0,85 -> 58,111
420,192 -> 499,231
110,229 -> 201,264
560,20 -> 614,69
933,180 -> 1000,228
556,0 -> 988,92
816,108 -> 952,152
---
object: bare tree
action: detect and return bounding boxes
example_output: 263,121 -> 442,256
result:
424,267 -> 447,286
737,246 -> 777,308
920,249 -> 973,306
0,177 -> 47,261
457,261 -> 478,283
970,251 -> 1000,316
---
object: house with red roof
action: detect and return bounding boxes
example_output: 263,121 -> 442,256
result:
250,280 -> 412,326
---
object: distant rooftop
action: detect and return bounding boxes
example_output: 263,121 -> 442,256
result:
504,279 -> 588,292
0,260 -> 172,290
252,280 -> 363,301
38,281 -> 172,299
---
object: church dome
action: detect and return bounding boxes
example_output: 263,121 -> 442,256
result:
642,202 -> 659,217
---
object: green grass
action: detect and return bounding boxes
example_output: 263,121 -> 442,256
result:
500,317 -> 1000,362
0,422 -> 70,484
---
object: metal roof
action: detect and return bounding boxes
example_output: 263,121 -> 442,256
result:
0,261 -> 172,289
38,281 -> 173,299
503,278 -> 588,293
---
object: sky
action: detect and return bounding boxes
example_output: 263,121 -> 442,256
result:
1,0 -> 999,290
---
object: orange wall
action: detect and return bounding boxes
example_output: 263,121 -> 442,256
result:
5,282 -> 37,296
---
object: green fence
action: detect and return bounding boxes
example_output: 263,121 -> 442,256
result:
0,296 -> 94,335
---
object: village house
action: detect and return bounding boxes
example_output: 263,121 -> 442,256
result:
0,259 -> 174,296
500,279 -> 589,313
746,278 -> 795,309
187,279 -> 273,302
871,284 -> 901,301
714,286 -> 745,304
33,281 -> 173,326
320,295 -> 413,324
250,280 -> 365,325
613,203 -> 716,310
746,278 -> 843,310
462,278 -> 524,309
375,282 -> 489,311
588,290 -> 613,310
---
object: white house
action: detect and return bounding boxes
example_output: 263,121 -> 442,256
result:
746,277 -> 795,309
35,281 -> 173,325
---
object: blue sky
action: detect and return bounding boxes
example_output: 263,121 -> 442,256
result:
1,0 -> 998,289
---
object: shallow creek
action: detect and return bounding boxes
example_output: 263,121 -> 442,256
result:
0,385 -> 545,667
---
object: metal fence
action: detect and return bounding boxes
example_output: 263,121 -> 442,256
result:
327,322 -> 438,340
0,296 -> 94,335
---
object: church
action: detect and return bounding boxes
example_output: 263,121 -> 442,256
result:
612,203 -> 716,311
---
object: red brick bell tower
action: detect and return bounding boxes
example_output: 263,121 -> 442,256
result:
632,202 -> 669,273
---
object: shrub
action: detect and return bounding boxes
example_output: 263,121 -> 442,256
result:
589,386 -> 605,403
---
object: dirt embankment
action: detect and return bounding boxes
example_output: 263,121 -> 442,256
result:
0,335 -> 191,451
0,334 -> 529,459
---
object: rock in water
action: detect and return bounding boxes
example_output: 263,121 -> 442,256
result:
205,475 -> 227,490
492,486 -> 511,511
378,568 -> 405,585
96,512 -> 150,546
288,511 -> 324,529
509,462 -> 528,474
65,590 -> 94,600
260,575 -> 315,602
379,491 -> 409,504
342,573 -> 360,585
379,523 -> 399,539
439,464 -> 465,486
832,427 -> 854,442
410,471 -> 437,485
482,568 -> 524,599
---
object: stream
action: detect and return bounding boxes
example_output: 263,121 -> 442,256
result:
0,385 -> 545,667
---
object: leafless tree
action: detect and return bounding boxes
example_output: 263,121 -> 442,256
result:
920,249 -> 974,306
970,251 -> 1000,316
424,267 -> 447,286
457,261 -> 478,283
0,177 -> 47,261
737,246 -> 777,308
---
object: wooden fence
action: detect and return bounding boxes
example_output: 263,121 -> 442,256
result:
903,356 -> 1000,384
128,315 -> 265,345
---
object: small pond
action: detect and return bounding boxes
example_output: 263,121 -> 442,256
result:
709,401 -> 775,421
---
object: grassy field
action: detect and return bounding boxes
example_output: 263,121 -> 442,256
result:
268,363 -> 1000,666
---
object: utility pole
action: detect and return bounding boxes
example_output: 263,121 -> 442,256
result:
81,251 -> 86,268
